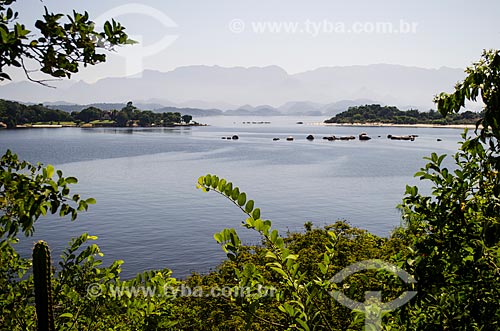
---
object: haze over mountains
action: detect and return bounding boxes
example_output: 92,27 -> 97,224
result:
0,64 -> 467,115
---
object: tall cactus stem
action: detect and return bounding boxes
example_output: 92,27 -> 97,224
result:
33,240 -> 55,331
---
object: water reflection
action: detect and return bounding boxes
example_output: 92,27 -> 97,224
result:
82,127 -> 193,135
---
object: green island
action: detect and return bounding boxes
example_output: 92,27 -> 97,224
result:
0,100 -> 198,129
324,104 -> 482,125
1,1 -> 500,330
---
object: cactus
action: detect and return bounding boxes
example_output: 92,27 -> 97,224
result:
33,240 -> 55,331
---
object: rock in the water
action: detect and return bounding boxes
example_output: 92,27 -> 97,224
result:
306,134 -> 314,140
232,135 -> 239,140
359,133 -> 371,140
388,134 -> 416,141
286,136 -> 294,141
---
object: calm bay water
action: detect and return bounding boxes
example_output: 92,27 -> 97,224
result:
0,116 -> 464,278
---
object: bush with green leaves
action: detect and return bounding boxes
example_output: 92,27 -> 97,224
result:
390,135 -> 500,330
195,174 -> 415,331
0,149 -> 94,329
384,49 -> 500,330
0,151 -> 179,330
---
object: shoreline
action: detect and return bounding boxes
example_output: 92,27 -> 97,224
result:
309,122 -> 478,129
13,123 -> 208,129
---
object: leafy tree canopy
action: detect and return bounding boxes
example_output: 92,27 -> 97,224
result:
0,0 -> 134,84
435,49 -> 500,142
325,104 -> 481,125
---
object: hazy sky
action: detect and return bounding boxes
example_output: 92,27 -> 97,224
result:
8,0 -> 500,82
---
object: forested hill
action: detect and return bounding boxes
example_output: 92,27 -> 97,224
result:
0,100 -> 72,128
324,104 -> 481,125
0,100 -> 195,129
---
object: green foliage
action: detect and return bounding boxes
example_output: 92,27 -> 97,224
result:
434,49 -> 500,176
0,0 -> 134,82
33,240 -> 55,331
163,111 -> 182,126
197,174 -> 412,331
0,238 -> 35,330
435,49 -> 500,139
0,99 -> 194,128
391,130 -> 500,330
53,233 -> 178,330
324,104 -> 481,125
0,149 -> 93,238
181,114 -> 193,124
386,50 -> 500,330
0,151 -> 97,330
0,99 -> 72,128
74,106 -> 103,123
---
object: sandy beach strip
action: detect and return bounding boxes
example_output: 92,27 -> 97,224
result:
308,122 -> 479,129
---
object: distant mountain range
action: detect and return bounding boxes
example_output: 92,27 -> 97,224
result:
38,99 -> 385,117
1,64 -> 468,113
